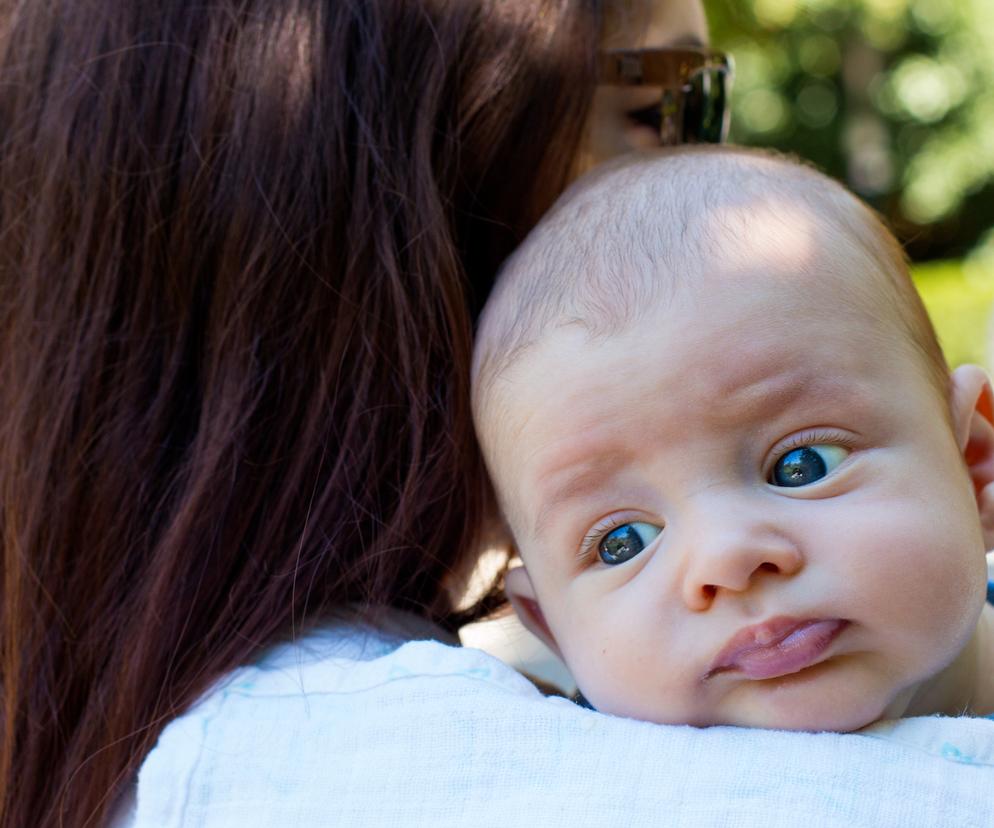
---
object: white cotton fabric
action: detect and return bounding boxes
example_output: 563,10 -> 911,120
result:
127,613 -> 994,828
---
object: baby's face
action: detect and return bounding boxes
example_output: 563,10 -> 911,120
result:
483,211 -> 990,732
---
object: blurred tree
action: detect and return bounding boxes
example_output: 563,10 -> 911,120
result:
706,0 -> 994,262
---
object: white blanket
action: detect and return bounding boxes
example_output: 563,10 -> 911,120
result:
127,619 -> 994,827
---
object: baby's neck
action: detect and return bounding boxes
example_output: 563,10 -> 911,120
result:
903,601 -> 994,718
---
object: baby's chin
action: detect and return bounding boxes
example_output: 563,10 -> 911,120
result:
582,678 -> 899,733
720,701 -> 890,733
594,699 -> 888,733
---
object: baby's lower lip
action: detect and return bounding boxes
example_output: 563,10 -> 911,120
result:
712,619 -> 849,681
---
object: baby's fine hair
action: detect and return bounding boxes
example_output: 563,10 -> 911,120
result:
472,146 -> 947,418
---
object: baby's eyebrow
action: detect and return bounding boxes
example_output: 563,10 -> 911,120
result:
531,453 -> 624,540
699,353 -> 859,427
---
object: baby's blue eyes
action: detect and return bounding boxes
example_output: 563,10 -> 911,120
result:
592,442 -> 848,565
770,444 -> 849,487
598,522 -> 661,565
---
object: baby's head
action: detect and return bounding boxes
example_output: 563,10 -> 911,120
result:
472,146 -> 994,732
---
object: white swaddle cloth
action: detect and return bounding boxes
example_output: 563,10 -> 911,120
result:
127,616 -> 994,828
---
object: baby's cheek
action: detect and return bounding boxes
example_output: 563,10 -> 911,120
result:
555,594 -> 693,724
573,656 -> 706,727
554,611 -> 645,711
841,496 -> 985,661
570,652 -> 664,723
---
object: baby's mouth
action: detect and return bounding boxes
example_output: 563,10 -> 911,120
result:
706,617 -> 849,681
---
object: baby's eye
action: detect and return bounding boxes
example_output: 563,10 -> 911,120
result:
598,522 -> 662,565
770,444 -> 849,488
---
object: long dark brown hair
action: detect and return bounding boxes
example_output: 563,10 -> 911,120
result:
0,1 -> 606,824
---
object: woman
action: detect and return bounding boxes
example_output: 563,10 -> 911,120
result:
3,1 -> 992,826
0,0 -> 706,822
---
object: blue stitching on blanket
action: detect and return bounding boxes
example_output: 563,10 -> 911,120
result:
940,743 -> 976,764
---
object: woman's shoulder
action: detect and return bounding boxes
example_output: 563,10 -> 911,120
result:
181,613 -> 537,699
129,613 -> 994,828
129,614 -> 548,825
185,615 -> 544,714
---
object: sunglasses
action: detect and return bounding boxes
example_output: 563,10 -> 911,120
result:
598,47 -> 733,145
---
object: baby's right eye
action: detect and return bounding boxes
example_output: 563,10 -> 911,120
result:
598,522 -> 662,565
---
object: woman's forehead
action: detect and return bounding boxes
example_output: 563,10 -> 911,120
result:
603,0 -> 709,50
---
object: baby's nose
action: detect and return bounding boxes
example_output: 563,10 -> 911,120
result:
679,518 -> 803,611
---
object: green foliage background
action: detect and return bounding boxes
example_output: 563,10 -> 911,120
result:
705,0 -> 994,367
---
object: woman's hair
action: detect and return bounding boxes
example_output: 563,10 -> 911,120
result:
0,1 -> 608,823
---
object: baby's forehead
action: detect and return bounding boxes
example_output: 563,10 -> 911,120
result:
487,261 -> 887,436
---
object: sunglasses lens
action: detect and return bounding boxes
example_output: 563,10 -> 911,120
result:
599,48 -> 734,147
683,67 -> 730,144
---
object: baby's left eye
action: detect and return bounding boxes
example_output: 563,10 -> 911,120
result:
770,444 -> 849,488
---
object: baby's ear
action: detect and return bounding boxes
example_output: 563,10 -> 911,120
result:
950,364 -> 994,547
505,566 -> 562,659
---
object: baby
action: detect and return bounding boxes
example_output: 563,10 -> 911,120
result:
471,146 -> 994,733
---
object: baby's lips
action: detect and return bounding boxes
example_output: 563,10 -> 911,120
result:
707,617 -> 849,681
